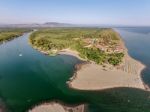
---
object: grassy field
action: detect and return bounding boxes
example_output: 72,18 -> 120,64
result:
0,28 -> 32,43
30,28 -> 124,66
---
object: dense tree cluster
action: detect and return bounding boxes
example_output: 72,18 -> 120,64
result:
0,29 -> 31,43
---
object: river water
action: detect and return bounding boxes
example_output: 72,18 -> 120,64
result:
0,28 -> 150,112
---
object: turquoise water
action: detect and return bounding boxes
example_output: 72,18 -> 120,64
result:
0,29 -> 150,112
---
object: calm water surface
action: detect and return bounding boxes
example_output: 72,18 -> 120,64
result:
116,28 -> 150,86
0,29 -> 150,112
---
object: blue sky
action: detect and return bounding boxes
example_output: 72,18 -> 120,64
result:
0,0 -> 150,26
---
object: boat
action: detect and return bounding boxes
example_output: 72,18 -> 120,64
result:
19,54 -> 22,56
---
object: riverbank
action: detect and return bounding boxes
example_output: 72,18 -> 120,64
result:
28,101 -> 85,112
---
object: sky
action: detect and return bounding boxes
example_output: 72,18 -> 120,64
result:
0,0 -> 150,26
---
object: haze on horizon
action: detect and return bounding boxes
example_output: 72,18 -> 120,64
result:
0,0 -> 150,26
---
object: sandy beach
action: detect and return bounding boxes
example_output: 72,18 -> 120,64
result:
69,57 -> 145,90
28,102 -> 85,112
59,48 -> 82,60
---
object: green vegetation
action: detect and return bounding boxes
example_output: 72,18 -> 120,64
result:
30,28 -> 124,66
0,28 -> 31,43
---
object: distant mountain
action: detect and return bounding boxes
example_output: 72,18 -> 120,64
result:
44,22 -> 73,27
0,22 -> 75,28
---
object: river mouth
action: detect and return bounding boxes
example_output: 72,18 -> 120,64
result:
0,29 -> 150,112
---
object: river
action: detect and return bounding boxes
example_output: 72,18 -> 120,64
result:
0,28 -> 150,112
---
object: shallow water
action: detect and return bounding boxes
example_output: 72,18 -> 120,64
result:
0,30 -> 150,112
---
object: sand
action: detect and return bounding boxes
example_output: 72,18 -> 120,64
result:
28,102 -> 85,112
59,48 -> 86,61
69,61 -> 145,90
29,103 -> 66,112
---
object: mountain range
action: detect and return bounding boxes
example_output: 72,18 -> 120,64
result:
0,22 -> 75,28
